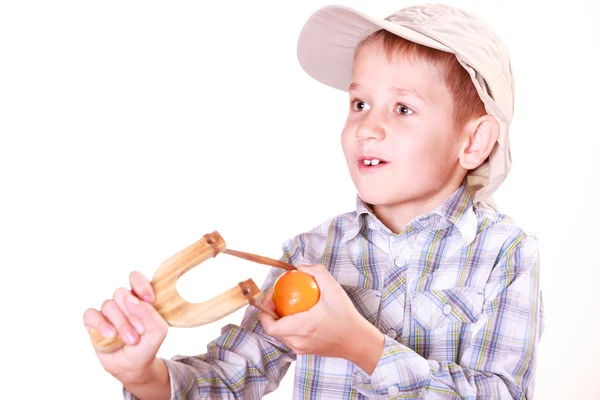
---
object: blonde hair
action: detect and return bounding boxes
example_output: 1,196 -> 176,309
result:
355,30 -> 486,128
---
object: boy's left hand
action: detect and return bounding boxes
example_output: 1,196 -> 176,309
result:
258,264 -> 384,367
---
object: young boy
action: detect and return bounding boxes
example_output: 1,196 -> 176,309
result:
84,3 -> 544,399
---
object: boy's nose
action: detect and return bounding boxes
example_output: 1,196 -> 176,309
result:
355,123 -> 385,142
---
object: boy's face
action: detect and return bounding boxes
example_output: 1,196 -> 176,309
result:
342,41 -> 466,210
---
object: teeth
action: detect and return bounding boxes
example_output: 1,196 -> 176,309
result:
363,159 -> 381,166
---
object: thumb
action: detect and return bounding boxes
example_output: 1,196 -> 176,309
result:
261,289 -> 276,312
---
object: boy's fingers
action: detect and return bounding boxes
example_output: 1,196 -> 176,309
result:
261,289 -> 276,311
113,288 -> 146,335
258,305 -> 284,337
113,287 -> 132,315
101,299 -> 139,346
83,307 -> 117,339
258,307 -> 276,331
129,271 -> 154,302
297,264 -> 335,291
297,264 -> 327,279
123,290 -> 169,343
258,310 -> 304,351
263,313 -> 309,338
262,289 -> 274,302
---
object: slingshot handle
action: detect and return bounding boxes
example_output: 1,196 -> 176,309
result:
89,231 -> 262,353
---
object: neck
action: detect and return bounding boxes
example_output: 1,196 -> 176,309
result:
373,177 -> 465,235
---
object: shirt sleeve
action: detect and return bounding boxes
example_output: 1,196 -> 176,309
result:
351,235 -> 544,399
123,235 -> 306,400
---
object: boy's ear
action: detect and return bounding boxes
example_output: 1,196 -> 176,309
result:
459,115 -> 500,170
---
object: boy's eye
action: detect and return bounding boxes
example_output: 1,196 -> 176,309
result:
351,100 -> 370,111
396,104 -> 413,115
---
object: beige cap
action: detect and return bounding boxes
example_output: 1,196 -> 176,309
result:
297,4 -> 514,211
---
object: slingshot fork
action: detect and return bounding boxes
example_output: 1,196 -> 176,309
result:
88,231 -> 296,353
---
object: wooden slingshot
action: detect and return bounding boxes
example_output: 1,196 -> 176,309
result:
88,231 -> 296,353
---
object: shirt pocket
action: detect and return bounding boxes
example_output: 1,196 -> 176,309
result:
411,286 -> 484,331
341,284 -> 382,326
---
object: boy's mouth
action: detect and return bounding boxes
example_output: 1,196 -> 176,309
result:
362,159 -> 385,166
357,156 -> 389,170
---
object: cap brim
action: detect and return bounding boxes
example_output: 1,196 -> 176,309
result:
297,5 -> 453,92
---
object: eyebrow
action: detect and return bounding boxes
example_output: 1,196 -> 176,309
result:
390,87 -> 425,102
349,82 -> 426,102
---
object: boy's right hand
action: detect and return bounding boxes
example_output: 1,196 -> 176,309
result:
83,271 -> 169,383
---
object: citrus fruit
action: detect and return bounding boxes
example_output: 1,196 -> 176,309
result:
272,270 -> 320,317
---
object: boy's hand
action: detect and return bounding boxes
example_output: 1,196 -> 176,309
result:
259,264 -> 384,373
83,271 -> 169,384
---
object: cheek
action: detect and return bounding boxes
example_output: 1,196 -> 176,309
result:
340,128 -> 354,157
392,133 -> 432,163
394,130 -> 456,170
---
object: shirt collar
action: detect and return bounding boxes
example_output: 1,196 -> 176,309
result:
428,179 -> 478,245
344,179 -> 478,246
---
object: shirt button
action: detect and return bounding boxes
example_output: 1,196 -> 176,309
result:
388,386 -> 399,396
443,304 -> 452,315
394,257 -> 407,267
386,329 -> 397,339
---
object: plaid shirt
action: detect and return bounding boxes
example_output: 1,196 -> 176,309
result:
124,182 -> 544,399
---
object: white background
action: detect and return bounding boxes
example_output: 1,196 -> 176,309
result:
1,0 -> 599,398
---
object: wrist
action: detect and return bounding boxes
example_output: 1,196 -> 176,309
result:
347,319 -> 385,375
119,358 -> 171,400
117,358 -> 168,386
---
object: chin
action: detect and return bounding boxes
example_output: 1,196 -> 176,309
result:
357,190 -> 400,208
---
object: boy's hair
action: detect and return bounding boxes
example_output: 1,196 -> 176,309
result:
354,29 -> 486,129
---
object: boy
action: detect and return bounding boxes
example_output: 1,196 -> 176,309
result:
84,3 -> 544,399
